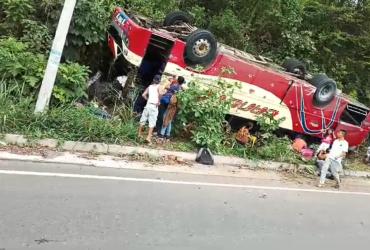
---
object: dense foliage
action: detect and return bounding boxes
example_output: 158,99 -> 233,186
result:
1,0 -> 369,105
180,0 -> 370,105
176,78 -> 234,151
0,0 -> 368,164
0,38 -> 89,104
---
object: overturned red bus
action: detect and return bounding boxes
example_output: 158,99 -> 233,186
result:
107,7 -> 370,147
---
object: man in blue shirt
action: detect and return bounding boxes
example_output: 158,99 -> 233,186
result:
158,76 -> 185,140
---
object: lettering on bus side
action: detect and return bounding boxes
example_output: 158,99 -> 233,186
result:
231,98 -> 279,117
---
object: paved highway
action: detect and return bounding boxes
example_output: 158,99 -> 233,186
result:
1,160 -> 370,249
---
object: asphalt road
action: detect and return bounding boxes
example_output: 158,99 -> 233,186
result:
1,160 -> 370,249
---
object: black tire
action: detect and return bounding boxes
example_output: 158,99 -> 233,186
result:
185,29 -> 217,66
283,58 -> 307,77
311,74 -> 337,107
163,11 -> 192,26
309,73 -> 328,87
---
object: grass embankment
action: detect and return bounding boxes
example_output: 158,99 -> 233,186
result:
0,98 -> 137,144
1,96 -> 368,173
0,96 -> 299,162
0,96 -> 197,152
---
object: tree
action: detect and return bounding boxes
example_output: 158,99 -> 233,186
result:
1,0 -> 369,106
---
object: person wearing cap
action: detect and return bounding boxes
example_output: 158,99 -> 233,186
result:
138,75 -> 162,143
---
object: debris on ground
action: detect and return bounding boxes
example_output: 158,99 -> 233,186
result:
196,148 -> 214,165
79,153 -> 100,160
116,75 -> 128,89
0,144 -> 191,166
259,193 -> 267,199
87,105 -> 112,120
87,69 -> 130,107
87,71 -> 102,88
34,238 -> 59,244
75,102 -> 112,120
0,145 -> 51,156
124,152 -> 190,166
163,155 -> 186,164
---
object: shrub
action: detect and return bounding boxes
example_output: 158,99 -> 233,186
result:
208,9 -> 247,49
54,62 -> 90,104
256,111 -> 286,139
188,5 -> 207,28
20,20 -> 52,53
0,37 -> 46,98
0,0 -> 35,36
253,111 -> 300,163
0,37 -> 90,104
255,136 -> 300,163
176,78 -> 235,151
126,0 -> 180,20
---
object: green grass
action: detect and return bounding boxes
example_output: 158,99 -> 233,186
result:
344,146 -> 370,172
0,96 -> 139,145
345,156 -> 370,172
216,136 -> 303,164
162,140 -> 195,152
0,95 -> 307,166
345,162 -> 370,172
2,94 -> 367,176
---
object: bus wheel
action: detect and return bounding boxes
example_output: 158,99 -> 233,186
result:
185,29 -> 217,66
282,58 -> 307,78
163,11 -> 192,26
310,74 -> 337,107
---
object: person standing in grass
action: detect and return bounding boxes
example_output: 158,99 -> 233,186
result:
158,76 -> 185,140
159,95 -> 178,141
156,75 -> 177,131
318,130 -> 348,189
138,75 -> 162,144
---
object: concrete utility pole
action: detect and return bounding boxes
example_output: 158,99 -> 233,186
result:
34,0 -> 77,113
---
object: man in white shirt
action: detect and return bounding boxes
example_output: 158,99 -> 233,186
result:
138,75 -> 161,143
318,130 -> 349,188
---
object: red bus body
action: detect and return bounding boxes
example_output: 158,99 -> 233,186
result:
108,7 -> 370,147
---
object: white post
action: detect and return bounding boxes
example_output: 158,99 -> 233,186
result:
34,0 -> 77,113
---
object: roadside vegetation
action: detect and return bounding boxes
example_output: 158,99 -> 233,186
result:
0,0 -> 369,167
1,0 -> 369,105
0,76 -> 301,164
